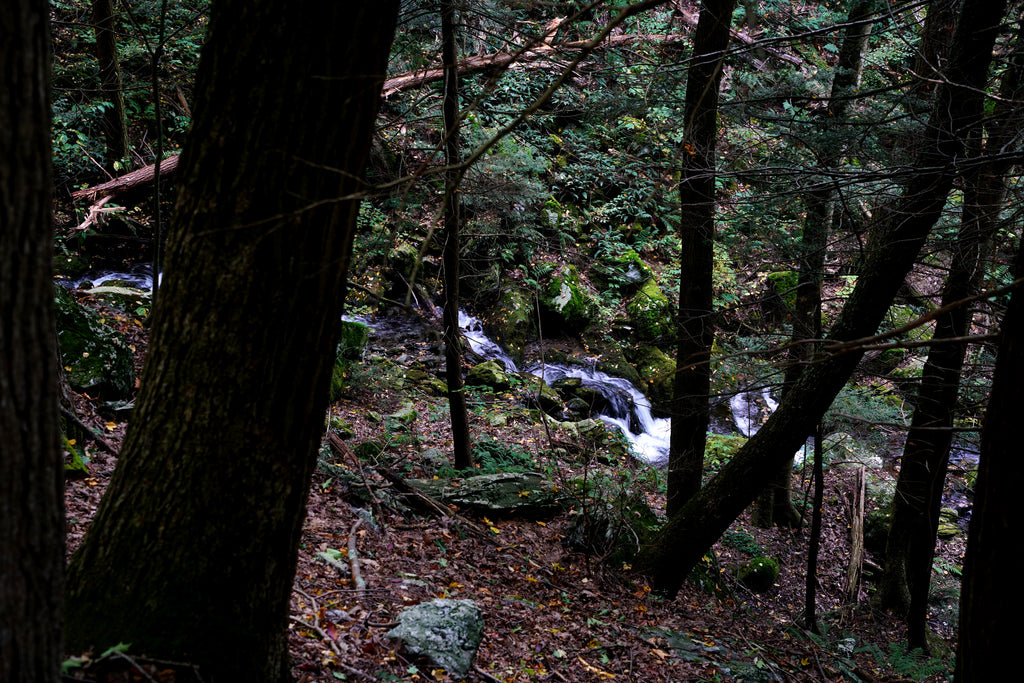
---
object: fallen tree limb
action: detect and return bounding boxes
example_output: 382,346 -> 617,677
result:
71,152 -> 181,202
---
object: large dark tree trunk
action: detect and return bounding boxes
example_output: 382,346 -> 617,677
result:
442,0 -> 472,470
878,20 -> 1024,648
640,0 -> 1007,594
755,0 -> 876,529
64,3 -> 399,681
93,0 -> 128,170
954,248 -> 1024,681
667,0 -> 737,516
0,3 -> 63,681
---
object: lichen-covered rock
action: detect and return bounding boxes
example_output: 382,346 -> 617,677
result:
405,473 -> 565,516
626,278 -> 674,343
539,264 -> 598,335
466,359 -> 512,391
737,557 -> 780,592
55,285 -> 134,399
388,241 -> 420,280
388,599 -> 484,676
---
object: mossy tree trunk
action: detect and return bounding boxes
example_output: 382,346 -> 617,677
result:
640,0 -> 1006,594
0,3 -> 63,681
64,3 -> 399,681
878,19 -> 1024,650
667,0 -> 737,516
442,0 -> 472,470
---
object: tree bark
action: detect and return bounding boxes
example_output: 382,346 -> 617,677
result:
63,3 -> 399,681
755,0 -> 876,529
93,0 -> 128,170
0,3 -> 63,681
878,17 -> 1024,649
441,0 -> 472,470
954,246 -> 1024,682
640,0 -> 1007,594
666,0 -> 737,516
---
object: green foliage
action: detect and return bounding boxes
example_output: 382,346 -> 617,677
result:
824,384 -> 907,447
704,434 -> 748,480
721,529 -> 762,557
469,439 -> 535,474
856,642 -> 950,681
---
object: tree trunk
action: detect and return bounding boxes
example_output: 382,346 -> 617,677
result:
640,0 -> 1007,594
877,19 -> 1024,647
667,0 -> 737,516
954,247 -> 1024,682
64,3 -> 399,681
93,0 -> 128,170
755,0 -> 875,529
0,3 -> 63,681
441,0 -> 472,469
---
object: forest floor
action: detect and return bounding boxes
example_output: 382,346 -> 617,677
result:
62,302 -> 965,683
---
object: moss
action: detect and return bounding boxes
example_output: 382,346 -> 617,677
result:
626,278 -> 674,343
590,248 -> 652,295
539,264 -> 598,335
55,285 -> 135,399
766,270 -> 798,308
737,556 -> 780,592
484,287 -> 534,364
628,345 -> 675,411
330,320 -> 370,401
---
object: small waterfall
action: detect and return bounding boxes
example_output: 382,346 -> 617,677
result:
459,312 -> 671,465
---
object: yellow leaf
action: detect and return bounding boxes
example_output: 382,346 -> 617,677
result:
652,648 -> 670,659
489,526 -> 500,534
105,421 -> 117,432
67,439 -> 77,446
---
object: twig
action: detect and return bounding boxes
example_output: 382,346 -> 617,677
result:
349,518 -> 366,593
61,404 -> 118,455
473,665 -> 508,683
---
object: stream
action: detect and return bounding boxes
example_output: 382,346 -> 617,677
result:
459,311 -> 773,467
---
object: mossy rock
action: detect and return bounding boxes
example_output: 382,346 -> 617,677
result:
539,264 -> 598,336
388,242 -> 420,280
593,344 -> 643,387
628,345 -> 675,413
55,285 -> 134,399
484,287 -> 534,365
83,283 -> 151,315
522,375 -> 562,416
329,320 -> 370,401
466,360 -> 512,391
737,556 -> 780,592
766,270 -> 798,308
590,248 -> 652,295
626,278 -> 674,343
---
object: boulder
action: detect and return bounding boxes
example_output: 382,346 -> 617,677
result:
737,557 -> 780,592
484,287 -> 534,365
590,248 -> 652,295
388,599 -> 484,676
626,278 -> 674,343
55,285 -> 134,399
405,472 -> 565,516
466,359 -> 512,391
628,345 -> 675,413
825,432 -> 884,469
539,264 -> 598,335
329,320 -> 370,400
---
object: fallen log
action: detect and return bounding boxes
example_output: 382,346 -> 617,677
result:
71,152 -> 181,203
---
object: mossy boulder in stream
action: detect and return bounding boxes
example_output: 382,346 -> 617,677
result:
626,278 -> 674,343
466,360 -> 512,391
629,345 -> 675,412
55,285 -> 134,399
539,264 -> 598,335
484,286 -> 533,365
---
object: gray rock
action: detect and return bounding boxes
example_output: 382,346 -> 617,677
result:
388,599 -> 484,676
406,472 -> 565,516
